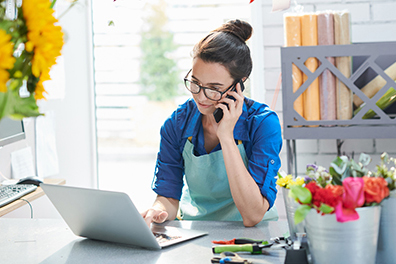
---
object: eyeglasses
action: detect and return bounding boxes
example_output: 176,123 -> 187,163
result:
184,69 -> 237,101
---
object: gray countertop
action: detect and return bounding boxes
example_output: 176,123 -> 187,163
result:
0,218 -> 289,264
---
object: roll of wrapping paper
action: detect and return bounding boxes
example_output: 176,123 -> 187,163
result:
318,12 -> 336,121
301,13 -> 320,124
284,14 -> 304,118
353,62 -> 396,107
334,11 -> 352,120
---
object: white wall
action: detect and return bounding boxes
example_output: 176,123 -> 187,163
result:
1,0 -> 96,218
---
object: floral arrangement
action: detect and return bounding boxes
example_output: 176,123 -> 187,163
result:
0,0 -> 64,121
288,153 -> 390,224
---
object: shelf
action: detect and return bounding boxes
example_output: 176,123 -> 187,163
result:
280,42 -> 396,175
281,41 -> 396,139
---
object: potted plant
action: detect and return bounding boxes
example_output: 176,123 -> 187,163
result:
289,153 -> 389,264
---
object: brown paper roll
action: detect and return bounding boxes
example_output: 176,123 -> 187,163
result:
334,11 -> 352,120
284,15 -> 304,118
353,61 -> 396,107
318,12 -> 336,121
301,14 -> 320,123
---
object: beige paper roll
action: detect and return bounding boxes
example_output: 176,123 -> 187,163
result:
301,13 -> 320,123
318,12 -> 336,121
284,14 -> 304,118
334,11 -> 352,120
353,61 -> 396,107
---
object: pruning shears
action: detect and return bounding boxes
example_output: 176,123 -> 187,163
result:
211,252 -> 253,264
212,242 -> 274,254
212,237 -> 292,254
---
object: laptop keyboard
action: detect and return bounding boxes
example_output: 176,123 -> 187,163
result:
153,232 -> 181,244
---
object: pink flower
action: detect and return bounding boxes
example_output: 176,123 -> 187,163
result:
335,177 -> 364,222
335,202 -> 359,222
342,177 -> 365,209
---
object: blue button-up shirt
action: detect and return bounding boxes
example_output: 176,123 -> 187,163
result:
152,97 -> 282,209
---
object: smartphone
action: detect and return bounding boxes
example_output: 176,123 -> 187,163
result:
213,80 -> 245,123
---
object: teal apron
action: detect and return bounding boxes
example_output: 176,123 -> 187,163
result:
179,139 -> 278,221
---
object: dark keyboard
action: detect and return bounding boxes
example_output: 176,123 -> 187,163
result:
153,232 -> 181,244
0,184 -> 37,207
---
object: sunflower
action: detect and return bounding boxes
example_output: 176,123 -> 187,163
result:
22,0 -> 64,99
0,30 -> 16,93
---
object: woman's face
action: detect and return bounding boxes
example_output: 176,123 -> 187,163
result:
190,58 -> 234,116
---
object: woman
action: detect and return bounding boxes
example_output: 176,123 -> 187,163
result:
141,19 -> 282,227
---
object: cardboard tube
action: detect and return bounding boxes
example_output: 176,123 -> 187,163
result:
334,11 -> 352,120
353,62 -> 396,107
301,13 -> 320,123
284,14 -> 304,118
318,12 -> 336,121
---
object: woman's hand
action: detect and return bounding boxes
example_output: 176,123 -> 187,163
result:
140,195 -> 179,227
215,82 -> 244,140
141,208 -> 169,227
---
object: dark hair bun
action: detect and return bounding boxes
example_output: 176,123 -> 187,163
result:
214,19 -> 253,43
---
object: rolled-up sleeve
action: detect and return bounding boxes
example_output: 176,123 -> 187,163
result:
247,111 -> 282,209
151,111 -> 185,200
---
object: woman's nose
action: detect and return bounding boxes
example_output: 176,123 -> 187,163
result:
197,88 -> 207,100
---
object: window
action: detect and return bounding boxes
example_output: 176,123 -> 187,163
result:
91,0 -> 254,211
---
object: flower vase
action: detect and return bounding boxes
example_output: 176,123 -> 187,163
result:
282,188 -> 305,240
376,194 -> 396,264
305,206 -> 381,264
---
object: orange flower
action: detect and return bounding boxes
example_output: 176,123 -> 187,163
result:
325,184 -> 344,197
0,30 -> 16,93
363,176 -> 389,204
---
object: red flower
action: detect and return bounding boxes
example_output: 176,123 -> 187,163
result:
363,176 -> 389,204
305,182 -> 320,195
306,182 -> 342,209
315,187 -> 342,208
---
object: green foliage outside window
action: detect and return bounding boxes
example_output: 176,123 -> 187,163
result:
139,0 -> 179,101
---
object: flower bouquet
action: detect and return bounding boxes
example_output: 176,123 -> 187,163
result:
288,153 -> 389,264
0,0 -> 64,121
291,153 -> 389,224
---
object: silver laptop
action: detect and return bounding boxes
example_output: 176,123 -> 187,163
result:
40,183 -> 207,250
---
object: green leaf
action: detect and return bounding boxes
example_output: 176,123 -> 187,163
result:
277,172 -> 284,179
294,205 -> 312,225
342,166 -> 351,180
359,153 -> 372,167
50,0 -> 57,9
330,156 -> 348,175
290,185 -> 312,204
330,167 -> 343,185
319,203 -> 334,214
0,82 -> 41,120
354,88 -> 396,119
